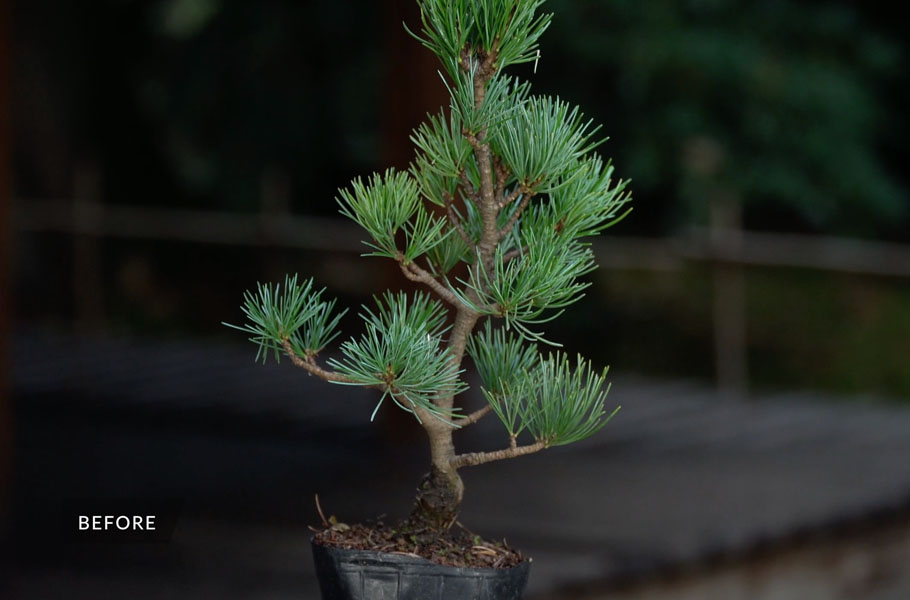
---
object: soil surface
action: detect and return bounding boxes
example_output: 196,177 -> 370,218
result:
312,519 -> 525,569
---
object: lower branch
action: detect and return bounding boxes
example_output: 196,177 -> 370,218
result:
450,440 -> 547,469
280,338 -> 356,383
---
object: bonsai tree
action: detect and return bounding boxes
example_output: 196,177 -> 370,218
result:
228,0 -> 630,543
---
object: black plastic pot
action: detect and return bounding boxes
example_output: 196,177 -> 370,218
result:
311,539 -> 531,600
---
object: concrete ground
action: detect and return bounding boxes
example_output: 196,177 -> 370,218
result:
545,517 -> 910,600
6,331 -> 910,599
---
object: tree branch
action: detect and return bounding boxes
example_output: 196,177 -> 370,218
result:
280,338 -> 356,384
450,440 -> 547,469
494,157 -> 509,205
453,405 -> 492,427
498,192 -> 534,240
461,45 -> 499,80
399,258 -> 461,307
463,129 -> 482,151
502,246 -> 528,263
498,184 -> 527,211
459,170 -> 479,204
442,190 -> 475,248
473,144 -> 499,273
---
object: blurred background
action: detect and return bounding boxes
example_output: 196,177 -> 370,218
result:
2,0 -> 910,598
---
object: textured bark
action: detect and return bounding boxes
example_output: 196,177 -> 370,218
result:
451,441 -> 547,469
407,56 -> 502,530
409,455 -> 464,530
281,339 -> 357,384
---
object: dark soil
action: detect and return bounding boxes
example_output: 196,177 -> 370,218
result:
312,519 -> 525,569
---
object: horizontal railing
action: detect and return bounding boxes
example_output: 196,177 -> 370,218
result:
13,165 -> 910,397
17,198 -> 910,277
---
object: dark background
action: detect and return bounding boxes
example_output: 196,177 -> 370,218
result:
2,0 -> 909,597
9,0 -> 910,394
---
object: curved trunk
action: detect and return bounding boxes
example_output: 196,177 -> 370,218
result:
409,424 -> 463,532
406,305 -> 479,531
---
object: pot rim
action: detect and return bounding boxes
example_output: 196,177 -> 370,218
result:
311,536 -> 532,573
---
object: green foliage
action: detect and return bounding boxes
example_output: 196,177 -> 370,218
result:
421,196 -> 482,275
411,109 -> 472,185
230,0 -> 630,448
548,157 -> 633,239
224,274 -> 345,363
455,228 -> 596,344
519,156 -> 632,243
425,227 -> 473,275
409,0 -> 552,77
467,321 -> 539,395
482,351 -> 619,445
410,70 -> 528,206
446,67 -> 531,136
491,96 -> 602,193
467,322 -> 539,433
327,292 -> 467,423
411,160 -> 459,212
337,168 -> 449,262
548,0 -> 905,234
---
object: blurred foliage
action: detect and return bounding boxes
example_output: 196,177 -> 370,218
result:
24,0 -> 904,235
13,0 -> 910,400
562,266 -> 910,400
135,0 -> 384,210
748,270 -> 910,398
540,0 -> 907,237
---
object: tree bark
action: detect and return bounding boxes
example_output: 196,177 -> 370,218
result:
408,305 -> 480,529
407,53 -> 503,531
409,418 -> 463,530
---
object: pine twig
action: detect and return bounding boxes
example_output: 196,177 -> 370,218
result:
498,184 -> 527,211
459,170 -> 479,203
280,338 -> 356,383
502,246 -> 528,263
498,192 -> 534,240
494,157 -> 509,205
453,405 -> 492,427
443,190 -> 475,249
463,129 -> 482,150
398,258 -> 461,307
450,441 -> 547,469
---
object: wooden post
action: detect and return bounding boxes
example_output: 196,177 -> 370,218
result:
711,193 -> 748,398
72,162 -> 105,331
683,135 -> 748,398
381,0 -> 448,169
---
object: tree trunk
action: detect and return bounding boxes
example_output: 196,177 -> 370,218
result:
409,424 -> 463,532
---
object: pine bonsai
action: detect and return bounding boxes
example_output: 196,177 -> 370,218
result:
227,0 -> 630,558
